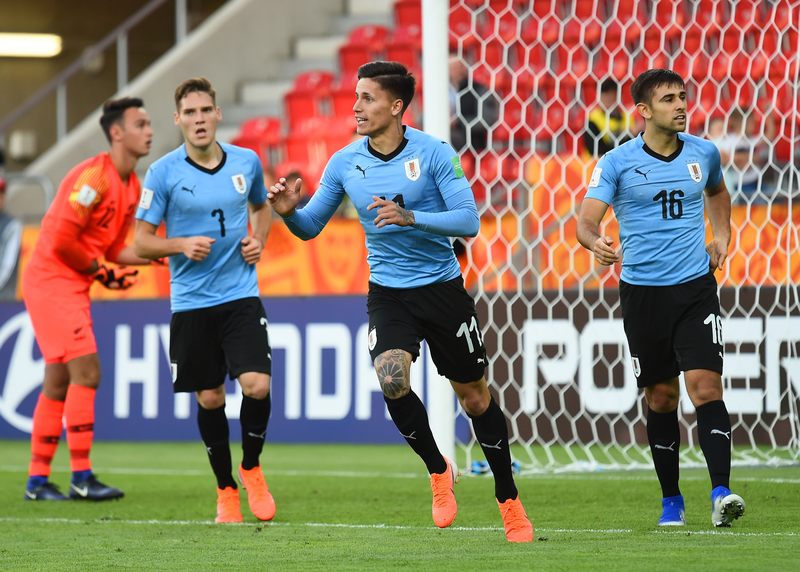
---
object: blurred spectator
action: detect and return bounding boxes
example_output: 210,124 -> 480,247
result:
449,56 -> 498,152
716,109 -> 776,204
0,175 -> 23,300
705,113 -> 726,144
583,79 -> 637,157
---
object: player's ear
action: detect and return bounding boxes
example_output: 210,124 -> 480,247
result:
392,99 -> 404,118
636,102 -> 651,120
109,122 -> 124,142
174,111 -> 180,125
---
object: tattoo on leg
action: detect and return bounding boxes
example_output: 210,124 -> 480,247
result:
375,350 -> 411,399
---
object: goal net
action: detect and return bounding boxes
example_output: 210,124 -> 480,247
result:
447,0 -> 800,472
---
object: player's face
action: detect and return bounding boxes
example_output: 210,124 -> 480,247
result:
116,107 -> 153,158
353,78 -> 403,138
639,83 -> 687,133
175,91 -> 221,149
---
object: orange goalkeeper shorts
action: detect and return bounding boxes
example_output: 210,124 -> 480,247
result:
23,271 -> 96,364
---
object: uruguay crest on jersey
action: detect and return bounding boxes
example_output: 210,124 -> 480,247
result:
687,162 -> 702,182
404,157 -> 421,181
232,173 -> 247,194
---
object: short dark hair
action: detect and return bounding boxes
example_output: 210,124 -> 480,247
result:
174,77 -> 216,111
99,97 -> 144,143
357,61 -> 416,115
600,78 -> 618,94
630,69 -> 685,106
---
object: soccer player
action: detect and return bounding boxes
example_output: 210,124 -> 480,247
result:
133,77 -> 274,524
24,97 -> 153,501
577,69 -> 745,528
268,61 -> 533,543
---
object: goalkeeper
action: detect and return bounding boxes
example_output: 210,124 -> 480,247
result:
23,97 -> 154,502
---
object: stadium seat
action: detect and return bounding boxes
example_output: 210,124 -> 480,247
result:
230,116 -> 282,166
293,70 -> 335,93
339,44 -> 374,78
386,26 -> 422,76
393,0 -> 421,28
346,24 -> 390,51
284,91 -> 322,131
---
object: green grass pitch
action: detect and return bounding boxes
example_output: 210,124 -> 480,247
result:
0,439 -> 798,571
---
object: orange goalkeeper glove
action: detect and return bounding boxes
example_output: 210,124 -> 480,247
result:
93,265 -> 139,290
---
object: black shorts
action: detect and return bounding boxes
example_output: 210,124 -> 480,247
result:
366,277 -> 487,383
169,297 -> 272,393
620,272 -> 723,388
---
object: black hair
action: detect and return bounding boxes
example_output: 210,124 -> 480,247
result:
630,69 -> 685,106
357,61 -> 416,115
99,97 -> 144,143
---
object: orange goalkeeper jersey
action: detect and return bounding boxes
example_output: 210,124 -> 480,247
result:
26,152 -> 140,288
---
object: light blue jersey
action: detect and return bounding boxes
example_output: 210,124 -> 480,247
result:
585,132 -> 723,286
283,126 -> 479,289
136,143 -> 267,311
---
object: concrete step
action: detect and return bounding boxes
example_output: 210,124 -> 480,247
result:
348,0 -> 394,15
239,80 -> 293,106
220,102 -> 283,126
329,12 -> 393,35
295,35 -> 347,59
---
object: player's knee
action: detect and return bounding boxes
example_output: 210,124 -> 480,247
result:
197,389 -> 225,410
461,392 -> 490,417
239,373 -> 271,400
646,387 -> 679,413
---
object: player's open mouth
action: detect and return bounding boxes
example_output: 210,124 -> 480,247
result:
674,115 -> 685,122
356,117 -> 367,125
196,129 -> 207,137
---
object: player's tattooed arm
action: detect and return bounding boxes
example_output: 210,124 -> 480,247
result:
374,349 -> 412,399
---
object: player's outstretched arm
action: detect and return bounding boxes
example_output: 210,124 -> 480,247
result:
704,178 -> 732,271
134,220 -> 215,262
267,177 -> 302,218
577,197 -> 620,266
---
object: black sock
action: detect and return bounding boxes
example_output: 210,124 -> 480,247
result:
240,393 -> 271,471
197,403 -> 236,489
469,397 -> 518,502
647,407 -> 681,498
384,391 -> 447,475
696,400 -> 732,489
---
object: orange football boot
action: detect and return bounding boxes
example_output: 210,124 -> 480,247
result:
430,457 -> 460,528
238,464 -> 276,521
215,486 -> 243,523
497,495 -> 533,542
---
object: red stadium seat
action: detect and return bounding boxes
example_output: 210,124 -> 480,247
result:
346,24 -> 390,50
292,70 -> 335,93
386,33 -> 421,75
393,0 -> 421,28
449,3 -> 479,51
331,85 -> 355,117
339,44 -> 373,78
230,116 -> 282,166
284,91 -> 323,130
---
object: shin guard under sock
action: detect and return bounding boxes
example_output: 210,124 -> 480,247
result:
384,391 -> 447,475
29,393 -> 65,478
647,407 -> 682,498
469,398 -> 518,502
696,400 -> 732,489
64,385 -> 96,473
240,393 -> 271,471
197,403 -> 236,489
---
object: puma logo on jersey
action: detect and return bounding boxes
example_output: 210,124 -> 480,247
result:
711,429 -> 731,439
634,168 -> 650,180
654,442 -> 676,451
180,185 -> 196,196
355,165 -> 369,178
477,358 -> 485,364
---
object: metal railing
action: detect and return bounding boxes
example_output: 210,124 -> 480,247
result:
0,0 -> 188,142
